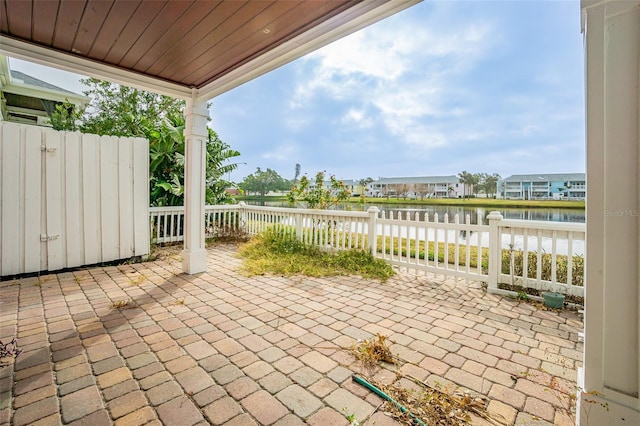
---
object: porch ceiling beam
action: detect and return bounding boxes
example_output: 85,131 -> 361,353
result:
1,81 -> 89,106
0,36 -> 192,100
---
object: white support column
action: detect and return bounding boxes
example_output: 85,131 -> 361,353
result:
580,1 -> 640,424
367,206 -> 379,255
182,96 -> 209,274
486,211 -> 503,293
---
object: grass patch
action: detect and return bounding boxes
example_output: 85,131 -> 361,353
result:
238,229 -> 395,281
378,236 -> 488,270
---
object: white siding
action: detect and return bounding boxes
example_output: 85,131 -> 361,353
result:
0,122 -> 150,275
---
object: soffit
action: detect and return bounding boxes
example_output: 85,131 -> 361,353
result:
0,0 -> 420,100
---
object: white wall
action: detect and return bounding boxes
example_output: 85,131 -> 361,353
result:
0,122 -> 149,275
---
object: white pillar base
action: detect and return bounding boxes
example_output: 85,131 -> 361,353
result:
181,248 -> 207,274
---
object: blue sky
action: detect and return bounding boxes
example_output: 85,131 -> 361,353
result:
10,0 -> 585,184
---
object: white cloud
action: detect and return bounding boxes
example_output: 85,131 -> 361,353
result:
341,108 -> 373,129
284,116 -> 311,131
289,5 -> 495,151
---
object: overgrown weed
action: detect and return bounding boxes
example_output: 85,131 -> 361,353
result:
168,298 -> 185,306
357,375 -> 499,426
238,229 -> 395,281
111,299 -> 135,310
351,334 -> 396,371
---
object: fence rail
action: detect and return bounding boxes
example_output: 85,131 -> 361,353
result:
497,219 -> 585,297
377,211 -> 489,282
150,205 -> 240,244
149,204 -> 585,298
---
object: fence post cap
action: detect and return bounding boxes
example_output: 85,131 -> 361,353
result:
366,206 -> 380,213
487,211 -> 503,220
238,201 -> 246,206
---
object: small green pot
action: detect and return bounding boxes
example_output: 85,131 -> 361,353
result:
542,292 -> 565,309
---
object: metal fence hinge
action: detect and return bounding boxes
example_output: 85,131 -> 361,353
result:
40,234 -> 60,242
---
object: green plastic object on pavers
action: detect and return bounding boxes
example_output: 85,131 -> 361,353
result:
352,374 -> 427,426
542,292 -> 565,309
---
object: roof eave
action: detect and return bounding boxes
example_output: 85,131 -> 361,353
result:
3,78 -> 89,105
0,36 -> 194,100
0,0 -> 421,103
196,0 -> 422,102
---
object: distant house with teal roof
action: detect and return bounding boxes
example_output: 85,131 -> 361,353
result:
499,173 -> 586,200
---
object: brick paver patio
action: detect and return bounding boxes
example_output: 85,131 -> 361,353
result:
0,243 -> 583,425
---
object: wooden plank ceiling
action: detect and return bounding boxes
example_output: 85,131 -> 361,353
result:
0,0 -> 357,89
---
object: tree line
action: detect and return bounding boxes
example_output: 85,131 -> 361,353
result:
237,168 -> 503,199
458,171 -> 501,198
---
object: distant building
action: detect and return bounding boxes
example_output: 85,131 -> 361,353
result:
0,55 -> 88,126
499,173 -> 586,200
368,176 -> 464,199
341,179 -> 367,197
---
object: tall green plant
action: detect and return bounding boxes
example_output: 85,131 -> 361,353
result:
287,171 -> 350,209
204,129 -> 241,205
147,113 -> 240,206
48,99 -> 83,131
148,112 -> 185,206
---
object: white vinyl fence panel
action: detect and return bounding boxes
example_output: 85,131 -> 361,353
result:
0,122 -> 149,276
377,210 -> 489,282
147,204 -> 585,299
495,219 -> 586,297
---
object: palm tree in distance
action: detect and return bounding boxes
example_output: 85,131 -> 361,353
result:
458,171 -> 475,199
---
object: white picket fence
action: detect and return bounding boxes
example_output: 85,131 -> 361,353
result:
149,204 -> 586,298
377,210 -> 490,282
0,122 -> 149,275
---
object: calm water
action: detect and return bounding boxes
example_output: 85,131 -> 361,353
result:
247,201 -> 585,224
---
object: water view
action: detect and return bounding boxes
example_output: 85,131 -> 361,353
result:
248,201 -> 585,224
245,201 -> 586,256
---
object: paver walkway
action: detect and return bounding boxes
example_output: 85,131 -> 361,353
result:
0,243 -> 583,425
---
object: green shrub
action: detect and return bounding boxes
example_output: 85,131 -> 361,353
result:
501,250 -> 584,286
